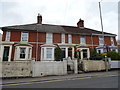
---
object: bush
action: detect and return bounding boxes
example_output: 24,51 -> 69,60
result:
90,48 -> 103,60
54,46 -> 62,61
74,52 -> 78,58
107,51 -> 120,60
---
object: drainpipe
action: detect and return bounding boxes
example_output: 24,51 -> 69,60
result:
91,33 -> 94,49
36,25 -> 38,61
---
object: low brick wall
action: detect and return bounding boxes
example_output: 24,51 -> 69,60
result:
82,60 -> 106,72
1,61 -> 32,77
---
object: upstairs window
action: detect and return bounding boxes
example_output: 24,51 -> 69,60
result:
80,36 -> 86,44
111,37 -> 114,46
6,31 -> 10,41
62,34 -> 65,43
21,32 -> 28,41
99,36 -> 104,45
68,34 -> 72,43
46,33 -> 52,43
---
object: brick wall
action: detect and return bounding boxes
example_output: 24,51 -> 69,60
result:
72,34 -> 80,44
104,36 -> 111,46
10,31 -> 21,42
93,36 -> 99,45
86,35 -> 92,45
53,33 -> 61,43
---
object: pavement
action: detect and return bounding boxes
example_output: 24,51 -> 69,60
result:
1,70 -> 119,85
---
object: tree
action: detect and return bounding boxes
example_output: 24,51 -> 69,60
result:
54,46 -> 62,61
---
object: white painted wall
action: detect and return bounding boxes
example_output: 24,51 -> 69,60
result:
109,61 -> 120,69
32,61 -> 67,77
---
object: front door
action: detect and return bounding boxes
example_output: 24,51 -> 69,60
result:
3,46 -> 10,61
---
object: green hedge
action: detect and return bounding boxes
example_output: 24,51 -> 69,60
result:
107,51 -> 120,60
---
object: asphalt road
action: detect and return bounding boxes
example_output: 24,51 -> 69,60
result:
2,75 -> 119,88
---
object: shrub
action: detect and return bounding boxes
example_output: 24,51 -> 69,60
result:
90,48 -> 103,60
54,46 -> 62,61
107,51 -> 120,60
74,52 -> 78,58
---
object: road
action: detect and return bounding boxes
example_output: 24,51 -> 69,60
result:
2,75 -> 119,88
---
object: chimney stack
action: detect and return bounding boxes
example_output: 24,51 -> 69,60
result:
77,18 -> 84,28
37,13 -> 42,24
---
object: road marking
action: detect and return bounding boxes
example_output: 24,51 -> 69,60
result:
1,74 -> 119,87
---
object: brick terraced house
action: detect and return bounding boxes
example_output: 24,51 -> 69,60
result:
0,14 -> 118,61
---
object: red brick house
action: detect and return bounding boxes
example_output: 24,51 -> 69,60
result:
0,14 -> 118,61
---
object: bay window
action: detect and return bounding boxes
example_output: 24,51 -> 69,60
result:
15,46 -> 32,60
41,45 -> 55,60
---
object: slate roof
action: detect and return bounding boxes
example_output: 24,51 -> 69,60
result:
2,23 -> 116,36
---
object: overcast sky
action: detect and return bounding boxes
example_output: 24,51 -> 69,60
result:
0,0 -> 119,40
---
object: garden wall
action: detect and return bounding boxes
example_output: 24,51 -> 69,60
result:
82,60 -> 106,72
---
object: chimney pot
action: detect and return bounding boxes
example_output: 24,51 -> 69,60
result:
37,13 -> 42,24
77,18 -> 84,28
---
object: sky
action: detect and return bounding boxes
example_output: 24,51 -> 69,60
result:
0,0 -> 119,40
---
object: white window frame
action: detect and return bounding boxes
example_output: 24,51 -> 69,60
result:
46,33 -> 53,43
62,34 -> 65,44
14,46 -> 32,60
5,31 -> 10,41
80,36 -> 86,44
111,37 -> 114,46
41,46 -> 55,61
0,45 -> 13,62
68,34 -> 72,44
21,32 -> 28,42
99,36 -> 104,45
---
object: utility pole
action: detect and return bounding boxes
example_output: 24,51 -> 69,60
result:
99,1 -> 108,72
99,1 -> 104,45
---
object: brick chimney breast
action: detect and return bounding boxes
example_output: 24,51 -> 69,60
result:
37,13 -> 42,24
77,18 -> 84,28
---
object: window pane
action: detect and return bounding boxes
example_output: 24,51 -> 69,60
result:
111,37 -> 114,46
21,32 -> 28,41
46,33 -> 52,43
28,48 -> 31,59
68,34 -> 72,43
20,48 -> 26,59
80,36 -> 86,44
62,34 -> 65,43
46,48 -> 52,59
99,36 -> 104,45
6,32 -> 10,41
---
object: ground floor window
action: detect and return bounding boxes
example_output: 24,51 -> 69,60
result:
46,48 -> 52,59
41,45 -> 55,60
77,48 -> 90,60
15,46 -> 32,60
20,48 -> 26,59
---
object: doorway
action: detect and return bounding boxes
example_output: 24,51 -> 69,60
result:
3,46 -> 10,61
